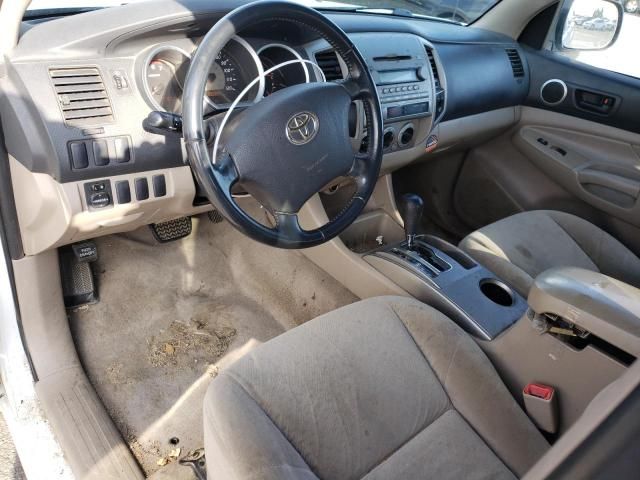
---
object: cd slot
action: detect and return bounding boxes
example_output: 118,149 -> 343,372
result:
373,55 -> 412,62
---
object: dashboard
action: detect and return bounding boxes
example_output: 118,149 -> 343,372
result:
1,0 -> 530,255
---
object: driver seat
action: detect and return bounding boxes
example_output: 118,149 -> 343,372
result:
203,296 -> 549,479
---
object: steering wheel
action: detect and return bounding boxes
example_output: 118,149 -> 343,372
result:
182,0 -> 383,249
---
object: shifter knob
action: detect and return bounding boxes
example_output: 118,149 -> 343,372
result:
398,193 -> 424,249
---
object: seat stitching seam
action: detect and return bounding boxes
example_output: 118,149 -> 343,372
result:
442,336 -> 462,390
388,303 -> 520,478
388,303 -> 453,406
222,371 -> 321,479
547,213 -> 599,271
358,408 -> 452,479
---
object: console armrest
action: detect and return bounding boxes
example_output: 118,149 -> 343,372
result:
528,267 -> 640,356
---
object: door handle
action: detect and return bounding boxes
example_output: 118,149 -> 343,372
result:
575,89 -> 616,115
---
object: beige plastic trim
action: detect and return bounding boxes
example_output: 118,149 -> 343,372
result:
528,267 -> 640,356
524,360 -> 640,480
9,157 -> 211,255
474,0 -> 556,39
12,251 -> 143,479
479,316 -> 626,434
428,107 -> 518,157
298,190 -> 408,300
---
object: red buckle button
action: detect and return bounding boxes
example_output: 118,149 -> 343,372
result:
524,383 -> 554,401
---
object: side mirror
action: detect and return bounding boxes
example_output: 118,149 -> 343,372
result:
556,0 -> 624,51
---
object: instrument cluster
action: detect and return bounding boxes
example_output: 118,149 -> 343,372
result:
140,37 -> 310,114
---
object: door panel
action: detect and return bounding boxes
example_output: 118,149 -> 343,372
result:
513,124 -> 640,227
451,43 -> 640,257
453,106 -> 640,257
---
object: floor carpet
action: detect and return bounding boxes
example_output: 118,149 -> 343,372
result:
70,204 -> 357,475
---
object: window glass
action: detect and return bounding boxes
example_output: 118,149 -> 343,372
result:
559,2 -> 640,79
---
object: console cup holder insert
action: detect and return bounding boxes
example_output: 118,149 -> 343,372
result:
479,278 -> 514,307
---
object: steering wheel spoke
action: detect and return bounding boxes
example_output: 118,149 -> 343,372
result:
341,78 -> 366,101
274,212 -> 303,237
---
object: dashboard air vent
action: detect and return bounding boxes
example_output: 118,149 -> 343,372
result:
505,49 -> 525,78
426,48 -> 441,90
314,50 -> 343,81
49,67 -> 114,126
426,46 -> 445,119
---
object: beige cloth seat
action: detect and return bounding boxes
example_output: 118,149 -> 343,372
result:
203,296 -> 549,480
459,210 -> 640,298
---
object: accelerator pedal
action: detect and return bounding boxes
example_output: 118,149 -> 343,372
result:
59,241 -> 99,308
150,216 -> 192,243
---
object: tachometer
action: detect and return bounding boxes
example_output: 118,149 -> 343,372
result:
143,47 -> 190,114
258,44 -> 309,97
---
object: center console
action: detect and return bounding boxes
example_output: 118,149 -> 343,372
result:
343,193 -> 527,341
365,235 -> 527,340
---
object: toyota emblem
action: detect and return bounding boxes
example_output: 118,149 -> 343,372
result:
285,112 -> 319,145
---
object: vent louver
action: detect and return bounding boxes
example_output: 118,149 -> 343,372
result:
50,67 -> 114,126
426,48 -> 442,90
505,49 -> 525,78
314,50 -> 343,81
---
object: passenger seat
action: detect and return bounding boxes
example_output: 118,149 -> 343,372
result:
459,210 -> 640,297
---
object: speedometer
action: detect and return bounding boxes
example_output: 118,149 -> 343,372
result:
203,36 -> 263,109
205,50 -> 243,106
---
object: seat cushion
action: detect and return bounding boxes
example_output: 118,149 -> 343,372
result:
459,210 -> 640,297
204,296 -> 548,480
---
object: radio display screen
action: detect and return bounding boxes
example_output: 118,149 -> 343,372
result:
378,69 -> 419,85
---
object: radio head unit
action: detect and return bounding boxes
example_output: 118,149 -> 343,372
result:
350,33 -> 434,123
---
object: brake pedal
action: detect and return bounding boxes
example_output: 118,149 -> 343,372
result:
59,241 -> 99,309
207,209 -> 224,224
150,216 -> 192,243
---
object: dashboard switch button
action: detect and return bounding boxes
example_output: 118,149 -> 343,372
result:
152,174 -> 167,197
92,140 -> 109,166
115,180 -> 131,204
135,177 -> 149,201
114,137 -> 131,163
70,142 -> 89,169
89,192 -> 111,208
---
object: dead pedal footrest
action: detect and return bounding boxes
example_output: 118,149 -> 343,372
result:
150,217 -> 192,243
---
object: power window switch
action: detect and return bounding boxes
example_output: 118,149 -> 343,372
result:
70,142 -> 89,169
135,177 -> 149,200
115,180 -> 131,204
152,174 -> 166,197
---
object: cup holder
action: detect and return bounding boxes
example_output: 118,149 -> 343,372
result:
479,278 -> 514,307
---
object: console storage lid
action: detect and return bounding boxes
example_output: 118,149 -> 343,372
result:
528,267 -> 640,356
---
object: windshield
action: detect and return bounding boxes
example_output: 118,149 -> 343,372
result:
26,0 -> 500,24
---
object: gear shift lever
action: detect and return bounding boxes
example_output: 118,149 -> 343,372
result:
398,193 -> 424,250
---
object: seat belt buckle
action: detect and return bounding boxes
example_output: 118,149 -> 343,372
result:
523,383 -> 559,434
